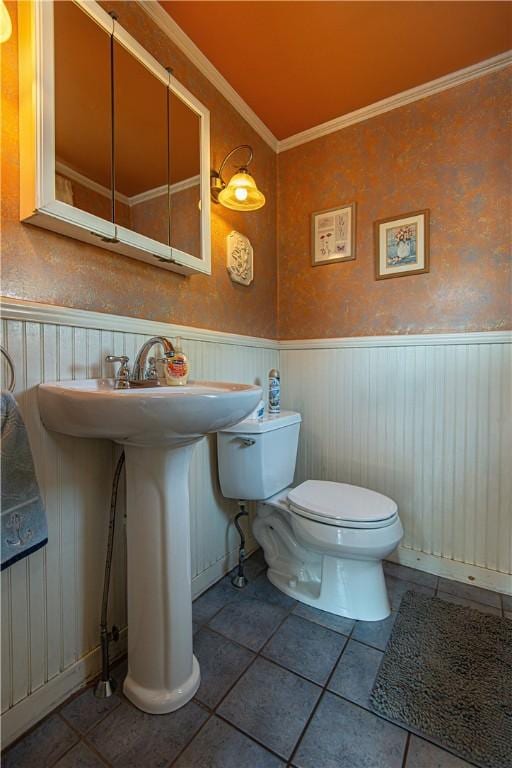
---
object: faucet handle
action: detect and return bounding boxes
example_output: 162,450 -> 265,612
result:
145,353 -> 175,381
145,356 -> 158,380
105,355 -> 131,389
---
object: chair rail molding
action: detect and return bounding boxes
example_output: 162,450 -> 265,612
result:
278,330 -> 511,349
2,298 -> 509,349
0,298 -> 278,349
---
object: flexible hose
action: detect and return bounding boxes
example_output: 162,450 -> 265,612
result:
231,503 -> 249,587
98,450 -> 125,683
233,508 -> 247,553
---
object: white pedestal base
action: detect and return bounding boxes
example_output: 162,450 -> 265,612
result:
124,656 -> 200,714
122,442 -> 201,714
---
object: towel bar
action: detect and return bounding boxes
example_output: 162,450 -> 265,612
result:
0,346 -> 15,393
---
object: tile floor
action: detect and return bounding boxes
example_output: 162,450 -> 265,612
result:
3,550 -> 510,768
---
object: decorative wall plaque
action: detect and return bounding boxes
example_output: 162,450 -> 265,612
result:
227,230 -> 253,286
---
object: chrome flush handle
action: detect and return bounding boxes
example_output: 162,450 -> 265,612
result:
237,437 -> 256,447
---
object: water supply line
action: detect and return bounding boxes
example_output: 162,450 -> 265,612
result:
94,450 -> 125,699
231,501 -> 249,588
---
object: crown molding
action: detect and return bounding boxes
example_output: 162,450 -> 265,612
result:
56,162 -> 199,206
278,51 -> 512,153
137,4 -> 510,156
137,0 -> 279,152
55,162 -> 131,205
129,175 -> 200,206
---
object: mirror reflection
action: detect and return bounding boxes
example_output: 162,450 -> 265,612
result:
169,92 -> 201,259
54,1 -> 112,219
53,2 -> 204,261
113,40 -> 169,245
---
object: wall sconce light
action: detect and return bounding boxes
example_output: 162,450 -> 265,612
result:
0,0 -> 12,44
211,144 -> 265,211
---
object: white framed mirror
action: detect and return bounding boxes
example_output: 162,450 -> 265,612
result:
19,0 -> 211,276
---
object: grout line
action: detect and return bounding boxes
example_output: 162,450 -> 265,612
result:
198,597 -> 297,649
401,732 -> 411,768
61,695 -> 123,738
325,688 -> 483,768
286,689 -> 325,766
192,587 -> 245,628
214,710 -> 293,764
322,690 -> 411,743
47,712 -> 113,768
75,736 -> 114,768
170,559 -> 296,765
254,654 -> 324,689
80,734 -> 115,767
193,652 -> 260,713
192,585 -> 318,764
287,626 -> 352,766
45,714 -> 80,768
165,707 -> 215,768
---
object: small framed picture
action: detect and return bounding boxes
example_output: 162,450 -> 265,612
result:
374,210 -> 430,280
311,202 -> 356,266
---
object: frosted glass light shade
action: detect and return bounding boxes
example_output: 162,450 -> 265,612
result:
218,170 -> 265,211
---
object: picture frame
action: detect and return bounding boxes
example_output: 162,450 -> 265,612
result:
374,209 -> 430,280
311,202 -> 356,266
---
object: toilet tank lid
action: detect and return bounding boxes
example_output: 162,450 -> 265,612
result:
288,480 -> 397,523
219,410 -> 302,434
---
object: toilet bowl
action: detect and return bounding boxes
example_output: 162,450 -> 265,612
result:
254,481 -> 403,621
217,411 -> 403,621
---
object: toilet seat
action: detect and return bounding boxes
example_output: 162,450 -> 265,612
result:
287,480 -> 398,530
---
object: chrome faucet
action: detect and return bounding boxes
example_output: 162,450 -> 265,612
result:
106,336 -> 175,389
132,336 -> 175,383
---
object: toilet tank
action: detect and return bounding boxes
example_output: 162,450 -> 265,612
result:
217,411 -> 301,500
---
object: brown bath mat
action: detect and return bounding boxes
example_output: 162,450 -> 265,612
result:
370,591 -> 512,768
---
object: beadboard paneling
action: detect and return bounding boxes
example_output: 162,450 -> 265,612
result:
0,310 -> 277,743
281,340 -> 512,578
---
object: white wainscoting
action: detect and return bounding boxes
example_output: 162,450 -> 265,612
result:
280,334 -> 512,594
0,298 -> 278,746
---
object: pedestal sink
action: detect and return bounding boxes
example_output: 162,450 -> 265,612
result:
38,378 -> 262,713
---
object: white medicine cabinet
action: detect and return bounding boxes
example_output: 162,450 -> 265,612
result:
19,0 -> 211,275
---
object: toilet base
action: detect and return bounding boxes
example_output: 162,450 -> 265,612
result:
253,493 -> 402,622
266,554 -> 391,622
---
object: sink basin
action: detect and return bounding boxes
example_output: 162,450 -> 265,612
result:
39,378 -> 262,446
38,377 -> 262,715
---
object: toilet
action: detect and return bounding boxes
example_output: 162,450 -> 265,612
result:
217,411 -> 403,621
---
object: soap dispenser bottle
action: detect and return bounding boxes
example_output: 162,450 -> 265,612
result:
165,337 -> 190,386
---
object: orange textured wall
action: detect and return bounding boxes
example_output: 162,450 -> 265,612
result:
2,1 -> 277,338
277,69 -> 512,339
